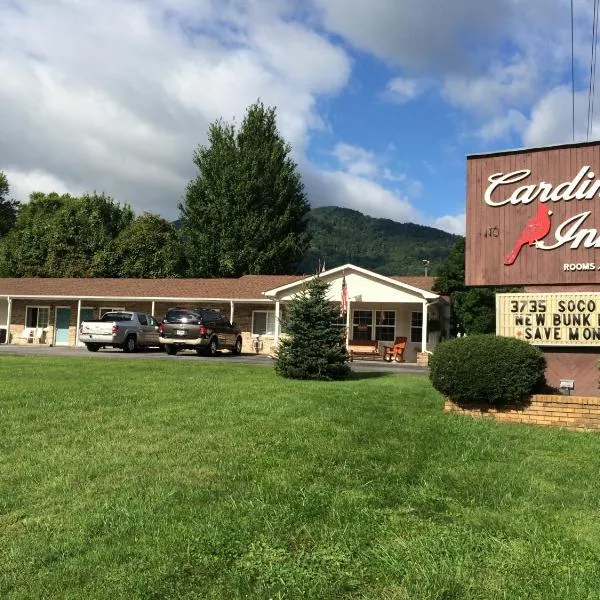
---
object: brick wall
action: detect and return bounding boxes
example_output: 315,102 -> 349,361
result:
444,395 -> 600,430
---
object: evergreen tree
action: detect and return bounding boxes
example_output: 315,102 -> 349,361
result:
275,276 -> 350,381
180,101 -> 311,277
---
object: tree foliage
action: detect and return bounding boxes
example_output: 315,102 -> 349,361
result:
0,171 -> 20,237
0,192 -> 182,278
112,213 -> 184,278
275,276 -> 350,381
298,206 -> 460,276
180,101 -> 311,277
432,237 -> 520,335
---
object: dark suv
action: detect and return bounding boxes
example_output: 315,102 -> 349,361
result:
158,308 -> 242,356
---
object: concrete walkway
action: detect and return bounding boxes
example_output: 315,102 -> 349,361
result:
0,344 -> 429,375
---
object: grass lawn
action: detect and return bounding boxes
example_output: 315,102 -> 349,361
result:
1,357 -> 600,599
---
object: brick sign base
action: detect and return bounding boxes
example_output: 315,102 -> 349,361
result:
444,395 -> 600,430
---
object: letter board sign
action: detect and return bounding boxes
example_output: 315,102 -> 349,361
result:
496,292 -> 600,346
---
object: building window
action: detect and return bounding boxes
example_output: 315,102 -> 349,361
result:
26,306 -> 50,329
352,310 -> 373,341
411,311 -> 423,343
252,311 -> 276,336
100,307 -> 124,317
375,310 -> 396,342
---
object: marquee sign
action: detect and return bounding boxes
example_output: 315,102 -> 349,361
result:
466,141 -> 600,285
497,292 -> 600,346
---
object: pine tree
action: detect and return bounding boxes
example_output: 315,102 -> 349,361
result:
275,276 -> 350,381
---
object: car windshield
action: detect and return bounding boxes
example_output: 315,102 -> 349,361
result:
101,312 -> 133,322
165,309 -> 201,324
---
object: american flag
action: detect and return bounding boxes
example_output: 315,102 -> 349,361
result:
340,276 -> 347,317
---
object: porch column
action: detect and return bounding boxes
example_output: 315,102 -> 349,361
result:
274,299 -> 281,345
75,299 -> 82,346
230,300 -> 235,323
5,297 -> 11,344
345,299 -> 351,349
421,300 -> 428,353
151,300 -> 156,316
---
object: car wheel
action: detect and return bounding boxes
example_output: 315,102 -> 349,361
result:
123,335 -> 137,353
85,343 -> 100,352
232,337 -> 242,355
208,337 -> 218,357
165,344 -> 177,355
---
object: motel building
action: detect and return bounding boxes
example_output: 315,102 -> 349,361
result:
466,139 -> 600,397
0,264 -> 448,363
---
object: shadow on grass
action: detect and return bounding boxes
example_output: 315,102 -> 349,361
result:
348,371 -> 396,381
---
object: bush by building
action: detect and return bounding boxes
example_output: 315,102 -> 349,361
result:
429,334 -> 546,405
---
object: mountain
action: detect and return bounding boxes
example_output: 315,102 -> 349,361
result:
299,206 -> 461,276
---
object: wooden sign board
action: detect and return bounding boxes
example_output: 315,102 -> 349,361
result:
466,141 -> 600,285
496,292 -> 600,346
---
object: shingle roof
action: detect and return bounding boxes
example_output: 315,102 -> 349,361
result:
0,274 -> 436,298
0,275 -> 303,300
390,276 -> 436,292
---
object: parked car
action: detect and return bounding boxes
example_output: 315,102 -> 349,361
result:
79,311 -> 161,352
159,307 -> 242,356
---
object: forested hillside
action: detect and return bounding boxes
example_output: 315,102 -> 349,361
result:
299,206 -> 461,276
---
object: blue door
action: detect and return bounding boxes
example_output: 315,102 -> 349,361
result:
55,308 -> 71,345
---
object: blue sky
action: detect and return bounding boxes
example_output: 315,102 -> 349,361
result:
0,0 -> 597,235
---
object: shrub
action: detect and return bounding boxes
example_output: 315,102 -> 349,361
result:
429,334 -> 546,405
275,276 -> 350,381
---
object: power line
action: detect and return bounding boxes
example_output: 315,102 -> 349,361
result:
587,0 -> 600,139
572,0 -> 575,141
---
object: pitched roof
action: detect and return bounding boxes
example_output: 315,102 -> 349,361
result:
390,276 -> 436,292
0,273 -> 437,299
0,275 -> 303,300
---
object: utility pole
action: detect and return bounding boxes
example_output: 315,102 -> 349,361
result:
422,259 -> 430,277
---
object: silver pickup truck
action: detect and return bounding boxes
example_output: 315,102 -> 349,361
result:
79,311 -> 161,352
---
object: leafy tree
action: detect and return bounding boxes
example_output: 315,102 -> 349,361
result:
275,276 -> 350,380
300,206 -> 460,276
0,192 -> 135,277
0,171 -> 20,237
180,101 -> 311,277
112,213 -> 185,278
432,237 -> 520,335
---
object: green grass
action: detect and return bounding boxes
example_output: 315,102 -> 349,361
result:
1,357 -> 600,599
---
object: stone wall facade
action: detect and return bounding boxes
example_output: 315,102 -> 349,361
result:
445,395 -> 600,430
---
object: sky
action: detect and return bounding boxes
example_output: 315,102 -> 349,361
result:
1,0 -> 598,236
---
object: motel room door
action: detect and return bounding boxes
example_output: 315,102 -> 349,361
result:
54,307 -> 71,346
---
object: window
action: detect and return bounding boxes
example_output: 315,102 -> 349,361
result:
138,314 -> 148,326
375,310 -> 395,341
252,311 -> 276,336
26,306 -> 50,329
352,310 -> 373,341
411,312 -> 423,343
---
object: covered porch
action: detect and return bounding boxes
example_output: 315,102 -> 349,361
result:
263,264 -> 445,364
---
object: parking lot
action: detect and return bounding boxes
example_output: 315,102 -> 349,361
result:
0,344 -> 429,374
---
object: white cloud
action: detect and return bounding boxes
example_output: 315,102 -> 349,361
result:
433,214 -> 466,235
0,0 -> 352,218
385,77 -> 428,103
332,143 -> 379,177
4,169 -> 83,202
304,163 -> 421,223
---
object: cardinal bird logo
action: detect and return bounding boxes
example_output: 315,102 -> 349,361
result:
504,204 -> 553,266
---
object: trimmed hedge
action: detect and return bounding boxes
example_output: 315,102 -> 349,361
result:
429,335 -> 546,405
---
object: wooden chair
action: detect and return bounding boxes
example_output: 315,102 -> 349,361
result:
383,337 -> 407,362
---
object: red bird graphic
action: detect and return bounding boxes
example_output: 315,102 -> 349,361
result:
504,204 -> 553,266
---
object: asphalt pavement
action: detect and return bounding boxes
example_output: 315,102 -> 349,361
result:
0,344 -> 430,375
